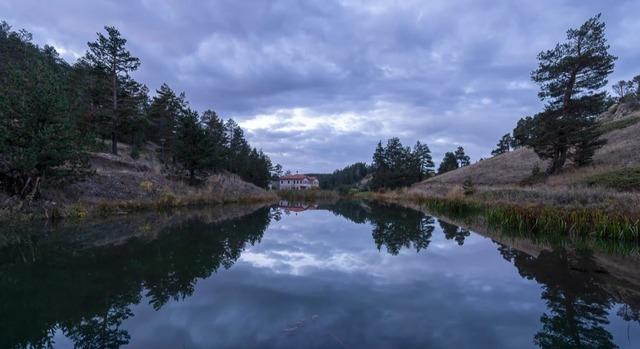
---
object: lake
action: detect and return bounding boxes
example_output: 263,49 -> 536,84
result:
1,201 -> 639,348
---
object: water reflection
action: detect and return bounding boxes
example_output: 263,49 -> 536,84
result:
499,245 -> 630,348
0,201 -> 638,348
0,207 -> 272,349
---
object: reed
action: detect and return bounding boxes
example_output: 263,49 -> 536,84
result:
486,206 -> 640,241
93,191 -> 277,217
358,190 -> 640,242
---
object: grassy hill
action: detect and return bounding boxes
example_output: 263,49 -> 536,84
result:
408,102 -> 640,211
1,142 -> 276,220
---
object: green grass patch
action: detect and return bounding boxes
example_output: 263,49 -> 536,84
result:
584,167 -> 640,191
597,116 -> 640,134
486,206 -> 640,241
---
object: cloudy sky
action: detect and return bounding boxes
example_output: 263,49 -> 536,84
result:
3,0 -> 638,172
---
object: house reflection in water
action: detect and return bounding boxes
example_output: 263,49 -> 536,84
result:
278,200 -> 318,214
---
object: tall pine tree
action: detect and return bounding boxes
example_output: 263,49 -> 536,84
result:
84,26 -> 140,155
438,152 -> 459,174
530,14 -> 615,173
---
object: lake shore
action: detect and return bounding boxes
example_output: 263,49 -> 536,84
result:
351,188 -> 640,241
0,148 -> 278,222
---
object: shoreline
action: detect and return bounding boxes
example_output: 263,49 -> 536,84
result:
351,190 -> 640,242
0,191 -> 278,223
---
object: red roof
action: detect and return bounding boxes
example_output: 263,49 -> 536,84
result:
280,174 -> 306,180
280,174 -> 318,181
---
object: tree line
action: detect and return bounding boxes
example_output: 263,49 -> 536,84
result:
0,22 -> 275,197
491,14 -> 634,175
310,162 -> 371,190
370,138 -> 436,190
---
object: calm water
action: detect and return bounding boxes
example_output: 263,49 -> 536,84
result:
1,201 -> 640,348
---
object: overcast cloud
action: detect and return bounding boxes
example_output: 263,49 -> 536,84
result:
2,0 -> 639,172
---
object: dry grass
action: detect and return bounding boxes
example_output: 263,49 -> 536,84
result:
414,104 -> 640,197
3,142 -> 277,221
355,189 -> 640,241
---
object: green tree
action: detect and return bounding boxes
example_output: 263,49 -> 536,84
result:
116,77 -> 149,151
438,152 -> 459,174
612,80 -> 634,100
147,84 -> 187,163
491,134 -> 513,156
173,109 -> 211,183
84,26 -> 141,155
0,22 -> 90,197
225,119 -> 251,175
371,141 -> 388,189
271,163 -> 284,180
454,146 -> 470,167
512,116 -> 535,148
370,138 -> 428,189
201,109 -> 227,171
413,141 -> 435,179
530,14 -> 616,173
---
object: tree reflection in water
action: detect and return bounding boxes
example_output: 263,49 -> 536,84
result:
1,202 -> 639,348
498,244 -> 638,348
330,201 -> 639,348
438,219 -> 470,246
0,207 -> 272,349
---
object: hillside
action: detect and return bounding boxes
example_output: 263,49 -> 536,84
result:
409,103 -> 640,210
1,142 -> 276,220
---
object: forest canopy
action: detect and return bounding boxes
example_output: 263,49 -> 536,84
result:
0,22 -> 274,196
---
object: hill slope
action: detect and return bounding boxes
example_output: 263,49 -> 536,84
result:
1,142 -> 275,220
409,103 -> 640,210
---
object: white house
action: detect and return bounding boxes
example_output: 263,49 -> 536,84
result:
279,174 -> 320,190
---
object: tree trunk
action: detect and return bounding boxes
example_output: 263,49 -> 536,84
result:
111,64 -> 118,155
548,145 -> 567,174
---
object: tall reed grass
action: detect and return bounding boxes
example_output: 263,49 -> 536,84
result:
356,191 -> 640,242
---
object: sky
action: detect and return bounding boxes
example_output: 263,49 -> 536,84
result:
2,0 -> 639,173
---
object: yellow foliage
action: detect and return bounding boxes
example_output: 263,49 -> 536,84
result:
140,180 -> 154,192
69,204 -> 88,219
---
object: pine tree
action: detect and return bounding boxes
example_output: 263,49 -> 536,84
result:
148,84 -> 187,163
201,110 -> 227,171
491,134 -> 513,156
173,109 -> 210,183
116,77 -> 149,150
438,152 -> 459,174
512,116 -> 535,148
84,26 -> 140,155
225,119 -> 251,175
0,22 -> 90,196
530,14 -> 616,173
371,141 -> 388,189
413,141 -> 435,179
454,146 -> 470,167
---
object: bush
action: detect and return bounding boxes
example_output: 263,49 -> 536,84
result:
139,180 -> 154,192
520,163 -> 546,185
597,116 -> 640,134
130,145 -> 141,159
462,177 -> 475,196
584,168 -> 640,191
68,204 -> 88,219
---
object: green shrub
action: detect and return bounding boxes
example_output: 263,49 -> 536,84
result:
597,116 -> 640,134
520,163 -> 546,185
584,168 -> 640,191
130,145 -> 141,159
462,177 -> 475,196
